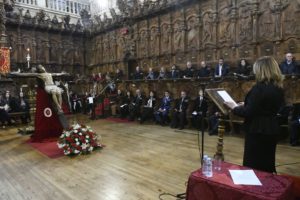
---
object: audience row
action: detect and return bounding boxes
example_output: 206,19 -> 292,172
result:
88,53 -> 300,82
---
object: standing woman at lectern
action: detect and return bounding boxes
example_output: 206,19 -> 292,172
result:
225,56 -> 285,173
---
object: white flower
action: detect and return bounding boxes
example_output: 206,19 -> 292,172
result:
89,147 -> 94,151
75,138 -> 79,141
74,150 -> 80,154
76,142 -> 80,146
65,132 -> 70,137
82,128 -> 87,132
73,124 -> 81,129
85,140 -> 89,143
74,130 -> 78,134
86,135 -> 89,139
64,150 -> 70,155
79,132 -> 82,136
57,143 -> 65,148
81,143 -> 87,150
60,134 -> 64,138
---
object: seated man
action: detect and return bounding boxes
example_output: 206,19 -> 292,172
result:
214,58 -> 229,77
4,91 -> 18,113
140,91 -> 156,124
191,89 -> 208,130
128,89 -> 144,121
133,66 -> 144,80
145,67 -> 156,80
170,91 -> 189,130
182,61 -> 195,79
16,91 -> 31,124
110,89 -> 124,117
169,64 -> 180,79
279,53 -> 298,75
155,91 -> 172,125
157,67 -> 167,79
0,93 -> 12,127
197,61 -> 210,78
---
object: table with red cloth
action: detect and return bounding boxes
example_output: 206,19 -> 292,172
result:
186,162 -> 294,200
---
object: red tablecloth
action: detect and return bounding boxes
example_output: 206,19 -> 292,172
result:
186,162 -> 294,200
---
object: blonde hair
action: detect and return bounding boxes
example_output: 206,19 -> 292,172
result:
253,56 -> 284,88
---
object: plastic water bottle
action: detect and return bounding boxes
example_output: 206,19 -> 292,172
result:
202,155 -> 208,176
206,158 -> 213,177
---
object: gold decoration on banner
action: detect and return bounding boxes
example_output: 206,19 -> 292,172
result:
0,47 -> 10,74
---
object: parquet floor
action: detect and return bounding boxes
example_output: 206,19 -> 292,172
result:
0,115 -> 299,200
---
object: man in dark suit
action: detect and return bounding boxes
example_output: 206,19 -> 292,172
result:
182,61 -> 195,79
128,89 -> 144,121
145,67 -> 156,80
170,91 -> 189,130
197,61 -> 210,78
191,89 -> 208,130
115,68 -> 124,81
279,53 -> 299,75
214,58 -> 229,77
140,91 -> 156,124
169,64 -> 180,79
133,66 -> 144,80
155,91 -> 172,125
16,91 -> 31,124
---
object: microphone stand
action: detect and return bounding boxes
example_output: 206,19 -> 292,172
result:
199,82 -> 208,166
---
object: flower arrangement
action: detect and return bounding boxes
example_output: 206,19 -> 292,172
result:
57,124 -> 103,156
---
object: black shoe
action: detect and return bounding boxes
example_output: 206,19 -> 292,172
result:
291,142 -> 300,146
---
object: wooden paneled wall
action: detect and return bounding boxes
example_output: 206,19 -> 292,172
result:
87,0 -> 300,78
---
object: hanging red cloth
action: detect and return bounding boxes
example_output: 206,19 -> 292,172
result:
31,88 -> 63,142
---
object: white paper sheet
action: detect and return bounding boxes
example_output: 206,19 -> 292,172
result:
217,91 -> 238,107
229,170 -> 262,186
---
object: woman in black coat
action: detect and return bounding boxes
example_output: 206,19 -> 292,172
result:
225,56 -> 285,173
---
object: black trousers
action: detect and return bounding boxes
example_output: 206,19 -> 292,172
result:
171,111 -> 187,129
290,120 -> 300,145
140,107 -> 154,123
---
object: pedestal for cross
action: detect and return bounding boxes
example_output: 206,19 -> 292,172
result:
31,88 -> 69,142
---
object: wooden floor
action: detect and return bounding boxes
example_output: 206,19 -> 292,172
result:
0,115 -> 300,200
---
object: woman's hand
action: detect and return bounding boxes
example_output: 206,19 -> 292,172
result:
238,102 -> 244,106
224,101 -> 237,110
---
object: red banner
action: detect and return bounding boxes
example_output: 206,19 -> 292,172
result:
0,47 -> 10,74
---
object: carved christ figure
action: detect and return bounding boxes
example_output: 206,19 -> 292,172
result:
11,65 -> 66,113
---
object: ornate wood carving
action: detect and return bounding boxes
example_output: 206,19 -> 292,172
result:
2,0 -> 300,77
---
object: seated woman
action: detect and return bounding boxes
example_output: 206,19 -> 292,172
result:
120,91 -> 132,118
236,59 -> 252,76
